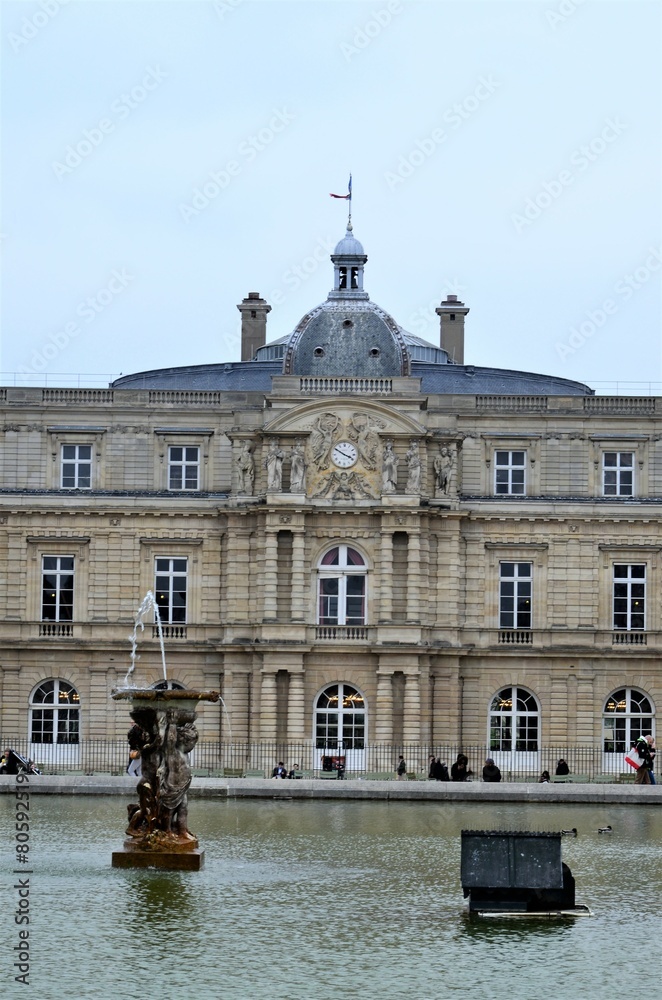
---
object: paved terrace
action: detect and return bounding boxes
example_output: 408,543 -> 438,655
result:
1,774 -> 660,804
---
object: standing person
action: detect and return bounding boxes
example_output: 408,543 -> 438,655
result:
555,758 -> 570,776
126,720 -> 147,778
433,758 -> 450,781
427,754 -> 436,779
633,736 -> 653,785
396,755 -> 407,780
482,758 -> 501,782
645,736 -> 656,785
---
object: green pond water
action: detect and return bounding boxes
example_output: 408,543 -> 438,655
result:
2,795 -> 661,999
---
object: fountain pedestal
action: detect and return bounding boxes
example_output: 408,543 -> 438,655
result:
111,688 -> 219,871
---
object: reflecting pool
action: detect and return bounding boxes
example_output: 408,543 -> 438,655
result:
4,796 -> 661,999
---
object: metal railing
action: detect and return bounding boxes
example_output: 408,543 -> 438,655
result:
0,739 -> 642,781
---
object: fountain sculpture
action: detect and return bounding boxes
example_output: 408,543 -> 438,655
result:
111,593 -> 219,870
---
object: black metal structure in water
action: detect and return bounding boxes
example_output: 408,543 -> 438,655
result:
461,830 -> 575,913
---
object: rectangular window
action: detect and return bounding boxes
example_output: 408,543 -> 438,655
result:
499,562 -> 532,628
168,446 -> 200,491
61,444 -> 92,489
494,450 -> 526,495
41,556 -> 74,621
155,557 -> 188,623
603,452 -> 634,496
613,564 -> 645,630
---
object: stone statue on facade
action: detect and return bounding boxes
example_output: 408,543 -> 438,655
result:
434,444 -> 456,496
312,470 -> 374,500
309,412 -> 339,470
405,439 -> 421,494
236,441 -> 255,495
289,438 -> 307,493
264,439 -> 285,491
382,439 -> 399,494
348,412 -> 382,470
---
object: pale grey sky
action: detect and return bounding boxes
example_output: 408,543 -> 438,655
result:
1,0 -> 660,389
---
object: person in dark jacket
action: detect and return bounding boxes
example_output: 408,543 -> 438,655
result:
0,748 -> 19,774
451,753 -> 472,781
482,759 -> 501,782
555,759 -> 570,775
634,736 -> 653,784
433,758 -> 449,781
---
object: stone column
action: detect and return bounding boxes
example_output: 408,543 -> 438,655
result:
259,669 -> 278,741
406,531 -> 421,623
291,530 -> 306,622
226,526 -> 252,623
374,670 -> 394,743
222,652 -> 252,742
403,670 -> 421,744
379,531 -> 393,622
287,670 -> 306,742
263,530 -> 278,621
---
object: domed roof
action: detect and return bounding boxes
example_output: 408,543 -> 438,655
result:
333,225 -> 365,257
282,299 -> 410,377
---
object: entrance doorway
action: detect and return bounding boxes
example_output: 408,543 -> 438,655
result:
314,682 -> 366,772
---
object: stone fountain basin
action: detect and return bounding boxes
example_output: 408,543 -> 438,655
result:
111,688 -> 219,712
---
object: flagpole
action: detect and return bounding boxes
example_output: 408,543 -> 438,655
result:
348,173 -> 352,229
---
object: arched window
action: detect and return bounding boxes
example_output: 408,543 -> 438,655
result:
317,545 -> 367,626
30,680 -> 80,744
603,687 -> 654,753
489,685 -> 539,753
152,680 -> 186,691
314,683 -> 366,772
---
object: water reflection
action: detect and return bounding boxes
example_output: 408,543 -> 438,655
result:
5,796 -> 661,1000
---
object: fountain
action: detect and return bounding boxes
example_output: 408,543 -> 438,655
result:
111,592 -> 219,870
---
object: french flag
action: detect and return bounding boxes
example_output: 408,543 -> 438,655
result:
330,174 -> 352,199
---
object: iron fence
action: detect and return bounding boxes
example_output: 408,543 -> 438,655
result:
0,738 -> 640,781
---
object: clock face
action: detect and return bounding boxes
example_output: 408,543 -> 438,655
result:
331,442 -> 358,468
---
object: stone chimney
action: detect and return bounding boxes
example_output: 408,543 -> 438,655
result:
237,292 -> 271,362
436,294 -> 469,365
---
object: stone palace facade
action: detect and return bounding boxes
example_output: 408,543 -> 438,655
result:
0,224 -> 658,770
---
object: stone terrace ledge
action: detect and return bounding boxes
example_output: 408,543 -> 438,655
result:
2,775 -> 660,805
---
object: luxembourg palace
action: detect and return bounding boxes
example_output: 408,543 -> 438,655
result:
0,224 -> 658,772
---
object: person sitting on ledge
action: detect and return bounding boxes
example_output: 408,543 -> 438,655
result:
555,759 -> 570,775
288,764 -> 302,778
272,761 -> 288,778
482,759 -> 501,782
451,753 -> 473,781
0,748 -> 19,774
539,770 -> 551,783
433,758 -> 450,781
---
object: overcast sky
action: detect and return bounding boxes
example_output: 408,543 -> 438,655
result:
1,0 -> 660,390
